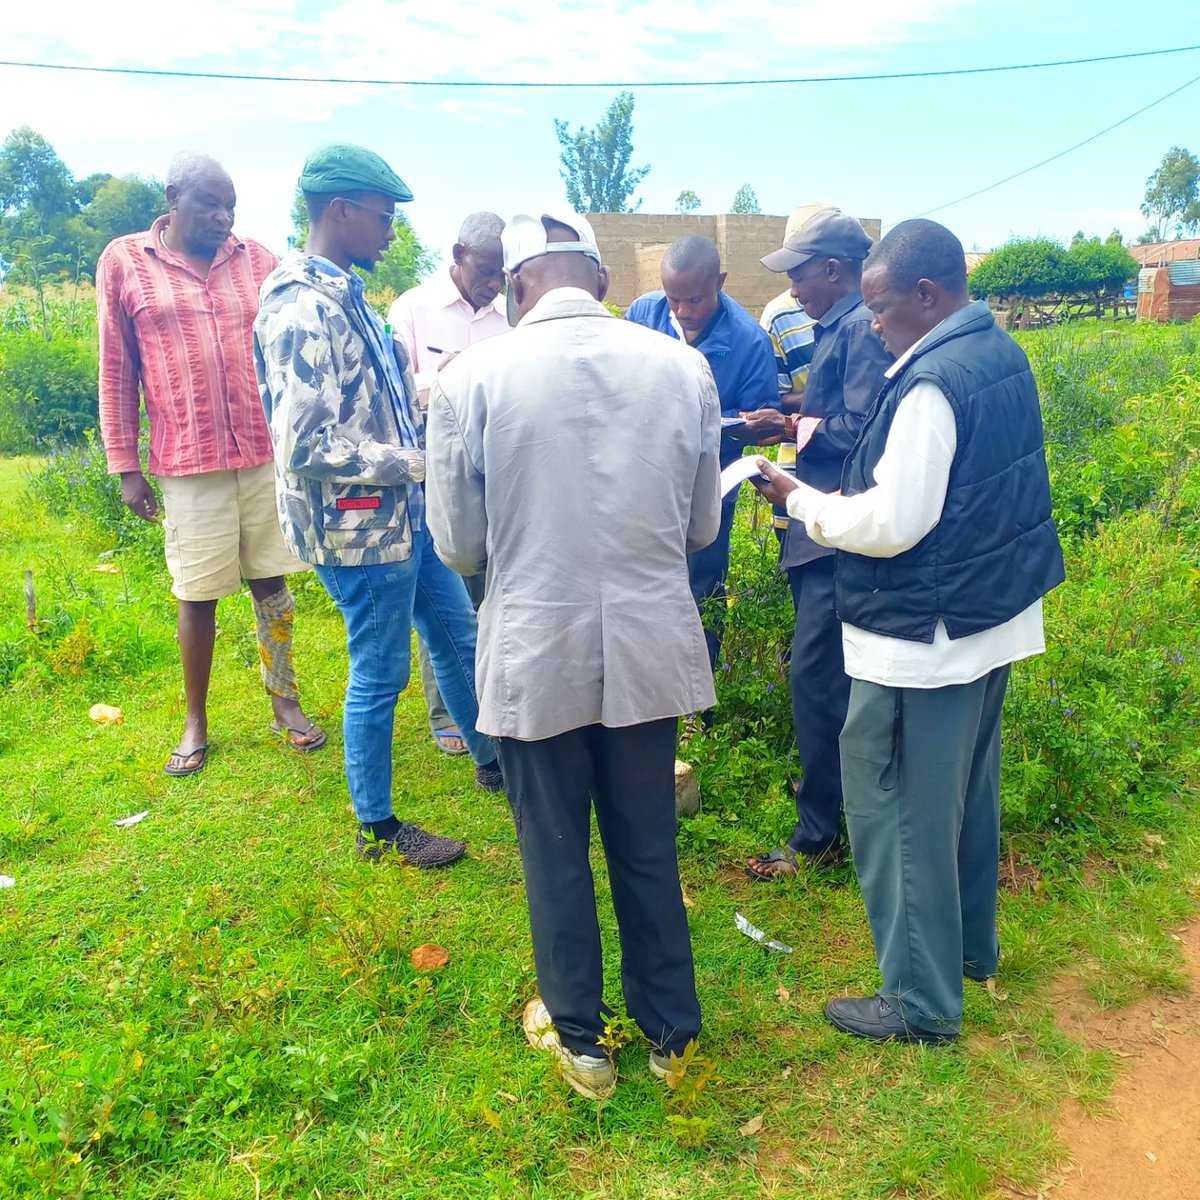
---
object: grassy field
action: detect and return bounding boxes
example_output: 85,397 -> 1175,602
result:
1,321 -> 1199,1198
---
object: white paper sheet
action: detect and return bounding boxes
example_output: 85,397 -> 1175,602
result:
720,457 -> 769,498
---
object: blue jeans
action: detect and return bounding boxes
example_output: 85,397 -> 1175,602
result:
316,526 -> 496,824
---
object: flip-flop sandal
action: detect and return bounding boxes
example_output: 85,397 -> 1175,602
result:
164,744 -> 210,777
271,722 -> 329,752
744,846 -> 801,882
432,727 -> 470,756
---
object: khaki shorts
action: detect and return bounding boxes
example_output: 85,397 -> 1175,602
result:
157,464 -> 306,602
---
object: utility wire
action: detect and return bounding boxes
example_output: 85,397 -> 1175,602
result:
0,42 -> 1199,90
915,71 -> 1200,218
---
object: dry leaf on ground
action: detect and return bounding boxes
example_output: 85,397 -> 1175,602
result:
738,1114 -> 765,1138
88,704 -> 123,725
411,943 -> 450,971
92,563 -> 121,575
776,983 -> 791,1004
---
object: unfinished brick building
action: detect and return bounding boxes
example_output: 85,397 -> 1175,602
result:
587,212 -> 882,317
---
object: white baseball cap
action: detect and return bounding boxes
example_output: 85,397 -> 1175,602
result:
502,210 -> 602,273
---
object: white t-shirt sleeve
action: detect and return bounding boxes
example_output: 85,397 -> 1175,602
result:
785,381 -> 958,558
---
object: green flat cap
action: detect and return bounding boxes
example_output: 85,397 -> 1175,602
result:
299,142 -> 413,202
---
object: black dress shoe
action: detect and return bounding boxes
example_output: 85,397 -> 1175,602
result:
824,995 -> 956,1045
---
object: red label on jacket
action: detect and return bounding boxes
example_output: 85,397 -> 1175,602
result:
335,497 -> 382,511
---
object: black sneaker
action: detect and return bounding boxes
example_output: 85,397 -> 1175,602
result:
356,822 -> 467,868
474,760 -> 504,793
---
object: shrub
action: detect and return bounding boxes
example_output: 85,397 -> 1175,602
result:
26,430 -> 158,551
0,332 -> 98,451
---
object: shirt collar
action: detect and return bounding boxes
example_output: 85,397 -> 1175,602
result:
883,316 -> 949,379
682,291 -> 732,354
144,213 -> 244,265
815,289 -> 863,331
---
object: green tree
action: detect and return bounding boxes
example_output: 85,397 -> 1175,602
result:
553,92 -> 650,213
729,184 -> 761,214
675,189 -> 701,214
73,174 -> 167,274
969,237 -> 1069,299
1141,146 -> 1200,239
290,184 -> 310,247
0,126 -> 80,277
365,212 -> 437,303
969,235 -> 1136,309
73,172 -> 115,208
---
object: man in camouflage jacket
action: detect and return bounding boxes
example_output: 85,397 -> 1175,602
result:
254,142 -> 502,867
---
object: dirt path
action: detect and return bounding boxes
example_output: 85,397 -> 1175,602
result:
1046,918 -> 1200,1199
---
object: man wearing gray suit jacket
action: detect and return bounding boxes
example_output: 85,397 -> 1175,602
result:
425,210 -> 722,1100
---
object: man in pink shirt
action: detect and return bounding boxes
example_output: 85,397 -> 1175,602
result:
388,212 -> 509,754
97,153 -> 323,776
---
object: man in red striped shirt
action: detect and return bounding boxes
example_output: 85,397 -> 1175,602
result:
97,153 -> 324,776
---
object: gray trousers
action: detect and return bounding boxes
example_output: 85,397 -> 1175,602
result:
419,572 -> 485,731
840,665 -> 1010,1036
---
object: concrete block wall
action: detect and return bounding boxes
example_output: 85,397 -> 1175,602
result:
589,212 -> 881,318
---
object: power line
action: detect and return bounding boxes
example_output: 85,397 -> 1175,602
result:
915,71 -> 1200,219
1,42 -> 1199,90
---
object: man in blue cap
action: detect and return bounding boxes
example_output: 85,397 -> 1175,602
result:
254,143 -> 502,867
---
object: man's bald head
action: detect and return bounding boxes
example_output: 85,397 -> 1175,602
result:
660,236 -> 726,343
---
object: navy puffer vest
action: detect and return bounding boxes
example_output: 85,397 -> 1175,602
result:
836,301 -> 1065,643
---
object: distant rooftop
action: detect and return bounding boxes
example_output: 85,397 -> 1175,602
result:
1129,239 -> 1200,266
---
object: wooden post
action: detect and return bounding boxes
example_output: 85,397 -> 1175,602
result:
24,570 -> 36,631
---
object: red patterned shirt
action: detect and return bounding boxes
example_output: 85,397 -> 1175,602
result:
97,215 -> 278,476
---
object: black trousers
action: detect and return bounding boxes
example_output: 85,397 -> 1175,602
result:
498,720 -> 701,1058
786,556 -> 852,856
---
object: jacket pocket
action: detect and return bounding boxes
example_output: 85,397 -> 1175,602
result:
319,482 -> 404,536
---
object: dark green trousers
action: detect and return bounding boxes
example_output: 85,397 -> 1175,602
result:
839,665 -> 1010,1035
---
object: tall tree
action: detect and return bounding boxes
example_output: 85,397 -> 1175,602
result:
1141,146 -> 1200,239
73,174 -> 167,274
554,92 -> 650,213
0,127 -> 80,275
729,184 -> 761,214
675,189 -> 701,214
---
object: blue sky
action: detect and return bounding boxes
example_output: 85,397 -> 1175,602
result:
5,0 -> 1200,273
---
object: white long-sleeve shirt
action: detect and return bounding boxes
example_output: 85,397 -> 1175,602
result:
784,343 -> 1044,689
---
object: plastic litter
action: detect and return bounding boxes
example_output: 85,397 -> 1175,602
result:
734,909 -> 794,954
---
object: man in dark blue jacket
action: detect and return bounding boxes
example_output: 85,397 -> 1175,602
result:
753,219 -> 1064,1043
627,236 -> 778,673
742,210 -> 892,879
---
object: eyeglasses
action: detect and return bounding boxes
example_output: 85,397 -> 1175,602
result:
341,197 -> 396,228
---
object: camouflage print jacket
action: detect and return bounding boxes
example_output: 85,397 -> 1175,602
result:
254,253 -> 426,568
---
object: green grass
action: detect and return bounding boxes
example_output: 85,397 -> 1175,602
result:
2,323 -> 1200,1198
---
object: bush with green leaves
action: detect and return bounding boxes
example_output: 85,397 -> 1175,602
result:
0,332 -> 98,451
681,320 -> 1200,872
969,237 -> 1138,302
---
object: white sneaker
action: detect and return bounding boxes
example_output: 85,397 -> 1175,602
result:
522,998 -> 617,1100
648,1049 -> 673,1080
